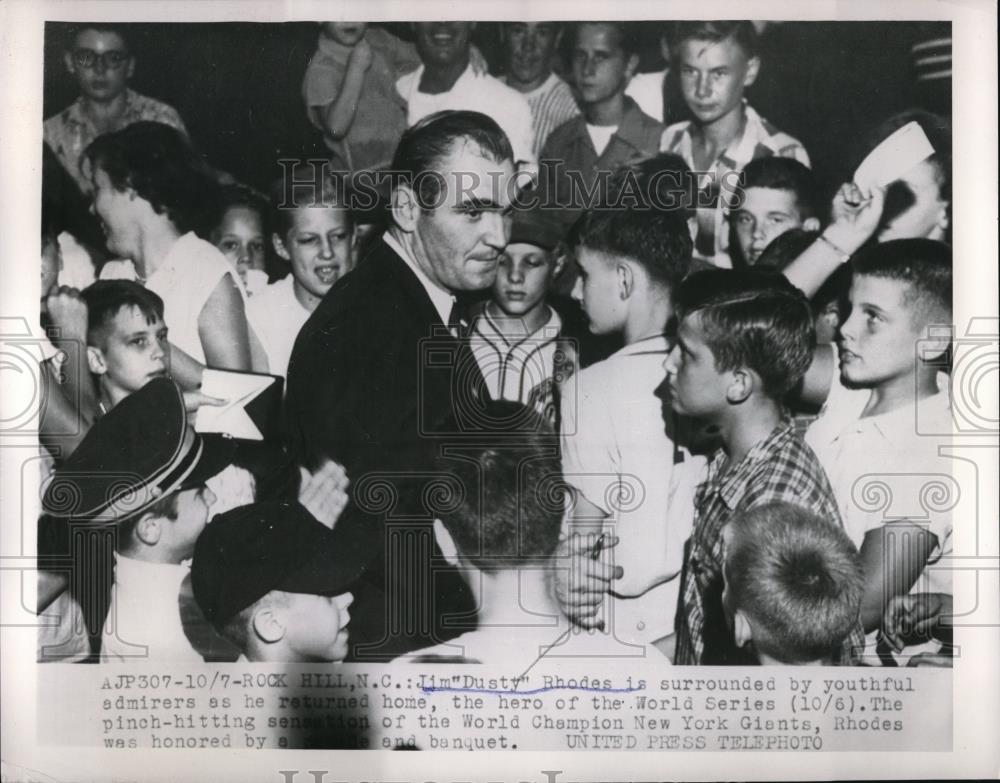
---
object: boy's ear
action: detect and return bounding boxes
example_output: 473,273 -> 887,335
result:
551,250 -> 566,279
725,368 -> 754,404
126,57 -> 136,81
625,52 -> 639,81
86,346 -> 108,376
272,233 -> 291,261
134,513 -> 162,546
743,55 -> 761,88
919,326 -> 952,364
433,519 -> 460,567
659,37 -> 671,64
617,262 -> 634,300
63,51 -> 77,76
802,217 -> 821,233
686,216 -> 698,243
391,184 -> 420,234
733,609 -> 753,648
252,606 -> 285,644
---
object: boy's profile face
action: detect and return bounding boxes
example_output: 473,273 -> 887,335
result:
663,311 -> 730,417
65,29 -> 133,103
677,36 -> 759,127
571,24 -> 637,107
321,23 -> 367,48
838,274 -> 924,388
87,305 -> 169,396
493,243 -> 557,320
876,160 -> 949,243
731,187 -> 809,265
169,485 -> 215,560
504,23 -> 559,86
570,246 -> 626,334
214,206 -> 267,287
274,206 -> 357,304
280,591 -> 353,662
91,166 -> 144,260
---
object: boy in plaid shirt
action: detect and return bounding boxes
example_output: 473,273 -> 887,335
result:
662,269 -> 860,665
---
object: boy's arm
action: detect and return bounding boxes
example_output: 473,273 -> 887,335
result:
45,286 -> 99,427
197,275 -> 252,372
317,40 -> 374,141
39,359 -> 97,460
858,522 -> 938,633
783,183 -> 886,298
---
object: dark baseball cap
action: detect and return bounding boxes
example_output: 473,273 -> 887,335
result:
190,501 -> 378,629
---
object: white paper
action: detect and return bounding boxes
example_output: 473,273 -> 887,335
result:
195,369 -> 275,440
853,120 -> 936,192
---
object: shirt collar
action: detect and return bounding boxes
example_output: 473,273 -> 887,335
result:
702,418 -> 797,509
856,391 -> 951,448
382,230 -> 455,325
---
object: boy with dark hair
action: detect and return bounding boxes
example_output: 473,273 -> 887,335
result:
662,268 -> 852,665
539,21 -> 664,244
557,167 -> 693,653
192,499 -> 369,663
722,502 -> 864,666
81,279 -> 169,411
729,156 -> 821,267
661,21 -> 809,266
45,23 -> 187,195
406,401 -> 621,665
804,238 -> 954,665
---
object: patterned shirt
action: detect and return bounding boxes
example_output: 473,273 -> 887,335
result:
505,72 -> 581,159
43,89 -> 187,195
673,419 -> 858,666
660,101 -> 809,266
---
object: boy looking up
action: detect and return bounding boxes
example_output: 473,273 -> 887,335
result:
722,502 -> 864,666
804,239 -> 954,664
557,162 -> 693,652
44,24 -> 187,195
192,499 -> 372,664
728,156 -> 820,267
661,21 -> 809,266
663,269 -> 848,665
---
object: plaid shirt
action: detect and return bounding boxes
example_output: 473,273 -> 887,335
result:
674,419 -> 864,665
660,102 -> 809,264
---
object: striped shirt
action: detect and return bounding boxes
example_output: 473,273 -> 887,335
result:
505,72 -> 581,159
660,102 -> 809,266
673,419 -> 859,666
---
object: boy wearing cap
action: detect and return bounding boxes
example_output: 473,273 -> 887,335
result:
467,208 -> 571,426
192,499 -> 374,663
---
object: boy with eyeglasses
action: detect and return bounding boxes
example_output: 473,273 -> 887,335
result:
44,23 -> 188,196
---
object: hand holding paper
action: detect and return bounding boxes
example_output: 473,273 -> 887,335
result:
194,369 -> 282,440
853,120 -> 935,192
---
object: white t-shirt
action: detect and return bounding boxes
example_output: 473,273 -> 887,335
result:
585,123 -> 618,157
100,554 -> 203,663
246,275 -> 312,381
397,64 -> 537,169
559,335 -> 700,644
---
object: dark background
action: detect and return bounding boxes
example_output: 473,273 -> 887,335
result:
43,21 -> 950,198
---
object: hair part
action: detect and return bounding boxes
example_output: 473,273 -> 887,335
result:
674,268 -> 816,397
724,502 -> 863,664
82,279 -> 165,349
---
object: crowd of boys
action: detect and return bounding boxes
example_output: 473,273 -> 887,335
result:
37,20 -> 956,671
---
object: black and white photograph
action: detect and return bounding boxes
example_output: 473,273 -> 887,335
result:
1,1 -> 997,781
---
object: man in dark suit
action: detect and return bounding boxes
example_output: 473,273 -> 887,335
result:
285,111 -> 517,660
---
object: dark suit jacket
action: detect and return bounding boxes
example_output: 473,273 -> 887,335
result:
285,238 -> 484,661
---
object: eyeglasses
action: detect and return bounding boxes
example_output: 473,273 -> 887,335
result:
71,48 -> 130,70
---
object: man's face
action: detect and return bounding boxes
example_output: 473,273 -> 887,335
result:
663,311 -> 730,417
411,142 -> 514,293
65,29 -> 134,103
876,160 -> 949,243
88,306 -> 170,398
571,23 -> 636,107
504,23 -> 559,86
281,591 -> 353,662
732,187 -> 805,264
677,36 -> 758,126
838,275 -> 924,388
214,206 -> 267,288
414,22 -> 473,68
275,206 -> 356,305
493,243 -> 557,319
570,246 -> 625,335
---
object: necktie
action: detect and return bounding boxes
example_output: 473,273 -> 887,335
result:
447,300 -> 464,337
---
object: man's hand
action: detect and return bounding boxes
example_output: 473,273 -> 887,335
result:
45,286 -> 88,343
298,460 -> 350,529
182,390 -> 227,415
554,531 -> 623,629
882,592 -> 951,653
824,182 -> 887,253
